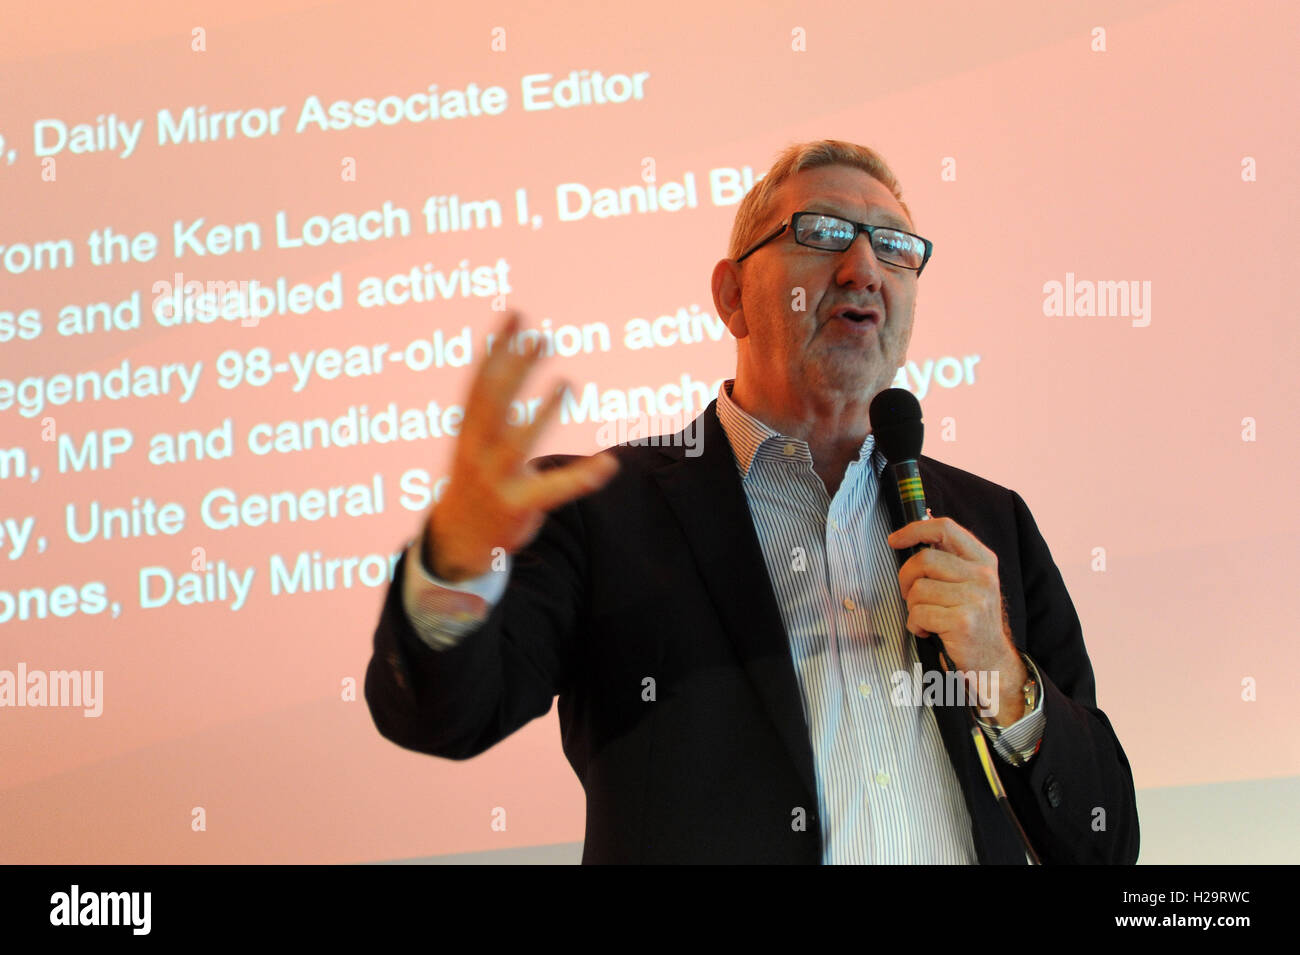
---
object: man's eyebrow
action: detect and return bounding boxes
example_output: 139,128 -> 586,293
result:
803,205 -> 912,232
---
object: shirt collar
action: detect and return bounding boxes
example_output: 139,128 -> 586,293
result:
715,378 -> 886,481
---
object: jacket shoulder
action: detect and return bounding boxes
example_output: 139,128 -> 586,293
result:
917,453 -> 1019,505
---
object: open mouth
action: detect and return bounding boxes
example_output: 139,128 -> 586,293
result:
832,307 -> 880,325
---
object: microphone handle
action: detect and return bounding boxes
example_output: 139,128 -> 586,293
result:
892,458 -> 948,658
893,458 -> 928,524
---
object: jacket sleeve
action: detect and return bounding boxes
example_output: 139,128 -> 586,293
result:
364,456 -> 588,760
997,490 -> 1141,864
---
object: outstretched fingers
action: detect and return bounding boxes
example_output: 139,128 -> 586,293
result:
462,312 -> 545,449
506,452 -> 621,514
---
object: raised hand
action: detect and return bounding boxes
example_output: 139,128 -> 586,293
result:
422,311 -> 620,582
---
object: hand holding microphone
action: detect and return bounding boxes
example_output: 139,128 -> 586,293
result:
869,389 -> 1025,705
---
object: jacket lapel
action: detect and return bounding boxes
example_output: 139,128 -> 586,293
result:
651,401 -> 820,805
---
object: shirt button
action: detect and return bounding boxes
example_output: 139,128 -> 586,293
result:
858,683 -> 872,697
782,442 -> 796,456
875,771 -> 891,787
843,597 -> 856,611
829,518 -> 839,530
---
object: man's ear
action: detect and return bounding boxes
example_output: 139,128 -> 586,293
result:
711,258 -> 749,338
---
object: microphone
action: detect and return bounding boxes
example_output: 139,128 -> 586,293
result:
870,388 -> 947,654
869,388 -> 929,560
869,387 -> 1042,864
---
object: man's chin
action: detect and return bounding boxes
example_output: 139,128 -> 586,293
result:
810,363 -> 890,399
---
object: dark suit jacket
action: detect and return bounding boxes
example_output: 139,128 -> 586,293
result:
365,399 -> 1139,864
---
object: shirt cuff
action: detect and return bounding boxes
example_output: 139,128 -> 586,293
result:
974,653 -> 1045,766
400,529 -> 511,651
980,703 -> 1045,766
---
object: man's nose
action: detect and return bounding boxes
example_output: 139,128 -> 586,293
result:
835,233 -> 884,289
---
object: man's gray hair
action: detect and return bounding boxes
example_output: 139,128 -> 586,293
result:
727,140 -> 914,261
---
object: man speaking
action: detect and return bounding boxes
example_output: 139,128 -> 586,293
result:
364,139 -> 1139,864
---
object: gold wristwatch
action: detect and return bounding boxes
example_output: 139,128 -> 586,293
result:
977,652 -> 1040,730
1020,652 -> 1040,712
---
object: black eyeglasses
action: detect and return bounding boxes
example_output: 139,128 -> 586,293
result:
735,211 -> 933,275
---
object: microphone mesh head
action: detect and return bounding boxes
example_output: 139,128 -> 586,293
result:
869,388 -> 924,462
